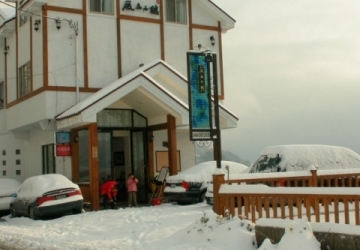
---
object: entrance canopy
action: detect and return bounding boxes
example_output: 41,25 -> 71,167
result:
55,60 -> 238,130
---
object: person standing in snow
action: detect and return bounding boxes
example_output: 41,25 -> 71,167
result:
100,180 -> 118,209
127,173 -> 138,207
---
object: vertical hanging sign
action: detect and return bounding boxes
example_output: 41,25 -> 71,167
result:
187,52 -> 212,140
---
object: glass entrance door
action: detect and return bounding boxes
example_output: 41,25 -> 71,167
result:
131,130 -> 147,202
98,132 -> 112,183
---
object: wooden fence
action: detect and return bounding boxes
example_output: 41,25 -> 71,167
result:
212,168 -> 360,225
218,185 -> 360,225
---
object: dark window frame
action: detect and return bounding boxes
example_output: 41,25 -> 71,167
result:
166,0 -> 187,24
18,61 -> 31,98
0,81 -> 4,109
89,0 -> 114,15
42,144 -> 56,174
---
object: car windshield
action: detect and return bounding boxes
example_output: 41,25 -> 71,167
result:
249,154 -> 282,173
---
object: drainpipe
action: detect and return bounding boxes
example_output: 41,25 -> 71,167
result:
61,18 -> 79,103
75,34 -> 79,103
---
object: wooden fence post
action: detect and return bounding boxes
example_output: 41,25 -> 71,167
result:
310,167 -> 318,187
213,172 -> 225,215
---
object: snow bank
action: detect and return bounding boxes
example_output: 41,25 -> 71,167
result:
167,210 -> 257,249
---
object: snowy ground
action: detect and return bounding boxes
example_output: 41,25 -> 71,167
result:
0,202 -> 324,250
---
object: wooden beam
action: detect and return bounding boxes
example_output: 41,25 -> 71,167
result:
148,131 -> 155,179
167,115 -> 177,175
89,123 -> 100,211
71,130 -> 80,182
148,123 -> 167,131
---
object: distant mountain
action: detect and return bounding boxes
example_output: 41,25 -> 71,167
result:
195,147 -> 251,167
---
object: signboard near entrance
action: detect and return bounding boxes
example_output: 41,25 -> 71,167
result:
55,132 -> 71,144
56,144 -> 71,156
187,52 -> 213,141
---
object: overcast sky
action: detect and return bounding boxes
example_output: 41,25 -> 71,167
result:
212,0 -> 360,162
1,1 -> 360,163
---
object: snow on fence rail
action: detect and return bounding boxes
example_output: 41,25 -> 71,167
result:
218,185 -> 360,225
227,169 -> 360,187
212,168 -> 360,224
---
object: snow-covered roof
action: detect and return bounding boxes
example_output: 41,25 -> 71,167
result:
166,160 -> 248,183
0,3 -> 15,39
249,144 -> 360,173
0,3 -> 15,22
55,59 -> 238,130
197,0 -> 236,31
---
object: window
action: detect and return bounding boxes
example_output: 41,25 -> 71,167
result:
0,81 -> 4,109
19,14 -> 29,27
2,170 -> 6,176
89,0 -> 114,14
166,0 -> 187,24
42,144 -> 56,174
18,62 -> 31,97
16,170 -> 21,175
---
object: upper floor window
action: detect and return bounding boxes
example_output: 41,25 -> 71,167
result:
89,0 -> 114,14
18,61 -> 31,98
19,14 -> 29,27
0,81 -> 4,109
166,0 -> 187,24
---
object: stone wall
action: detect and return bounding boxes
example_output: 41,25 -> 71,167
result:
255,225 -> 360,250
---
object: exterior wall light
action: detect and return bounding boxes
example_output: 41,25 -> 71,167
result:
34,19 -> 41,32
210,36 -> 215,46
3,46 -> 9,55
55,17 -> 79,36
55,17 -> 61,30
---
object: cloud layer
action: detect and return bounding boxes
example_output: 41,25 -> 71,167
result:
213,0 -> 360,162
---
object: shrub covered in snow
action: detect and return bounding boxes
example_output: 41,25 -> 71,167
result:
258,219 -> 320,250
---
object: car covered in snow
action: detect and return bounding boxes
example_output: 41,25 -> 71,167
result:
248,145 -> 360,173
164,161 -> 248,205
0,178 -> 21,212
205,167 -> 250,205
10,174 -> 83,220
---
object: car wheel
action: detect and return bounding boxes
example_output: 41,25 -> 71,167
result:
198,191 -> 206,203
73,208 -> 82,214
29,207 -> 38,220
10,206 -> 17,218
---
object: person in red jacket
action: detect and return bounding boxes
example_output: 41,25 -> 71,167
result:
127,173 -> 138,207
100,180 -> 118,209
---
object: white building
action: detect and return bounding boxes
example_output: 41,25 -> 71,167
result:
0,0 -> 237,210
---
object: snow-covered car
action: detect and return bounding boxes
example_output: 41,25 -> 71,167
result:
0,178 -> 21,212
10,174 -> 83,220
164,161 -> 248,205
249,145 -> 360,173
205,167 -> 250,205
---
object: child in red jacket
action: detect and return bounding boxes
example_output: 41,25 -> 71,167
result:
127,173 -> 138,207
100,180 -> 118,209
